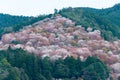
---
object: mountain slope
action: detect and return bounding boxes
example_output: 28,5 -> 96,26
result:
0,4 -> 120,41
0,13 -> 52,38
0,13 -> 33,38
0,15 -> 120,79
59,3 -> 120,40
100,3 -> 120,26
0,13 -> 33,27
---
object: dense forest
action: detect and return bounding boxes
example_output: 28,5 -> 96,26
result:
0,48 -> 109,80
0,3 -> 120,80
0,4 -> 120,41
59,3 -> 120,40
0,13 -> 33,27
0,13 -> 52,38
0,13 -> 32,38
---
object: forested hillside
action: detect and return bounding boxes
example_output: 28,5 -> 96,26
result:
100,3 -> 120,26
0,48 -> 109,80
0,4 -> 120,41
0,13 -> 33,37
0,13 -> 52,38
59,3 -> 120,40
0,13 -> 33,27
1,14 -> 120,79
0,3 -> 120,80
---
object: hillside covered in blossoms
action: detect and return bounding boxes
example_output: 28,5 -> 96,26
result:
0,15 -> 120,79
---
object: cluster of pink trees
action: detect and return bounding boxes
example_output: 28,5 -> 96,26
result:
1,15 -> 120,79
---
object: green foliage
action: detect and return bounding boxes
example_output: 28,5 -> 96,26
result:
0,58 -> 29,80
0,13 -> 52,39
1,4 -> 120,41
0,13 -> 32,27
82,56 -> 109,80
59,4 -> 120,41
54,9 -> 58,14
11,40 -> 21,44
0,13 -> 33,39
110,77 -> 113,80
64,56 -> 80,78
82,62 -> 108,80
53,63 -> 70,78
41,57 -> 52,80
0,48 -> 109,80
118,76 -> 120,80
82,64 -> 99,80
36,74 -> 47,80
13,14 -> 52,32
74,35 -> 78,40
